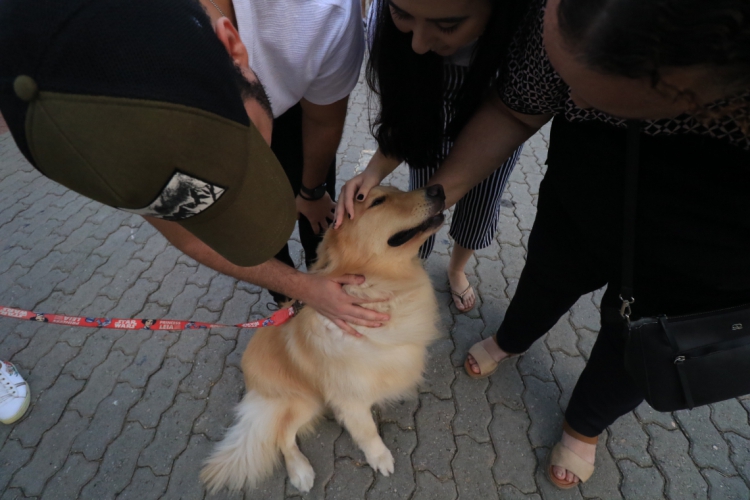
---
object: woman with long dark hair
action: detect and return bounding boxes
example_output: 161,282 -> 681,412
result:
423,0 -> 750,489
336,0 -> 527,312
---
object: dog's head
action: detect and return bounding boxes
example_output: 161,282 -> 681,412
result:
314,185 -> 446,274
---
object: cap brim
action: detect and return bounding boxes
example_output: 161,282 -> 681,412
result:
24,92 -> 296,267
178,124 -> 296,266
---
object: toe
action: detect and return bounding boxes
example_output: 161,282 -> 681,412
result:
467,354 -> 481,374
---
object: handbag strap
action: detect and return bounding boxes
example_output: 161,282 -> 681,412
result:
619,120 -> 643,322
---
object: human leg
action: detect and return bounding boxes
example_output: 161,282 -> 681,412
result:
465,180 -> 608,375
447,146 -> 521,312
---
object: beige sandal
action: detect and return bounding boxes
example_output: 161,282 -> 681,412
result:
464,337 -> 515,379
546,424 -> 597,489
450,284 -> 475,313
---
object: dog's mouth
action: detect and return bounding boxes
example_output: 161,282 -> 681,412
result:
387,205 -> 445,248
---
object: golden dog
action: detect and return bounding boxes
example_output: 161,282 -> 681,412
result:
201,185 -> 445,493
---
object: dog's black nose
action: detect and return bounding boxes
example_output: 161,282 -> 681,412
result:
426,184 -> 445,200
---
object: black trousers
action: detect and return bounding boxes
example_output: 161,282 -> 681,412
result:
495,116 -> 750,437
269,103 -> 336,301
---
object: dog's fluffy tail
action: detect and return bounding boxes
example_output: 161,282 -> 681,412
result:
201,391 -> 282,493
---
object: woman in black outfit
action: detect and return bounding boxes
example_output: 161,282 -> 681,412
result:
427,0 -> 750,488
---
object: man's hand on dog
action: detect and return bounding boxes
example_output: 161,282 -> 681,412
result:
296,193 -> 336,234
300,273 -> 390,337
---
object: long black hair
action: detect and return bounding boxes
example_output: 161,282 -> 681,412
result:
367,0 -> 528,169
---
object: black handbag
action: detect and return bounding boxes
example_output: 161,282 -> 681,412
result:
619,121 -> 750,412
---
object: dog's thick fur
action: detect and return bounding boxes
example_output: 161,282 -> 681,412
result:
201,186 -> 445,493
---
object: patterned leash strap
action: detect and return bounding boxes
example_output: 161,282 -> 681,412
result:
0,302 -> 304,331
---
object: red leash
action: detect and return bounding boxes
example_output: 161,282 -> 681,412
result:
0,302 -> 303,331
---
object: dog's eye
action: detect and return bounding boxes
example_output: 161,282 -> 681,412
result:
368,196 -> 386,209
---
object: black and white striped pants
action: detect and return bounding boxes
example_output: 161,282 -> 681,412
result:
409,145 -> 522,259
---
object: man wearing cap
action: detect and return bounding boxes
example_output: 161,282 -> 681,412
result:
196,0 -> 365,304
0,0 -> 386,365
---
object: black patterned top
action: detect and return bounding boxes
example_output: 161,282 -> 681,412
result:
498,0 -> 750,150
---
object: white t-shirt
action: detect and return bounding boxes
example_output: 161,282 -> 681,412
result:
234,0 -> 365,118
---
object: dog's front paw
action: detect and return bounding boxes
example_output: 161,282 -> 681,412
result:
288,457 -> 315,492
366,446 -> 395,476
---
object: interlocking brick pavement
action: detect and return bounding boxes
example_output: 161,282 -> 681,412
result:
2,67 -> 750,500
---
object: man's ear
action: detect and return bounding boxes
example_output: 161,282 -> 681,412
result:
214,18 -> 249,68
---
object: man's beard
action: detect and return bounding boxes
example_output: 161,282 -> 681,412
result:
233,64 -> 273,121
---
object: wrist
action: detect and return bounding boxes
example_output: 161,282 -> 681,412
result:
299,181 -> 327,201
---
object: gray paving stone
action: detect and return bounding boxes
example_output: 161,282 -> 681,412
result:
523,376 -> 564,448
118,331 -> 179,388
132,232 -> 169,262
452,370 -> 491,442
449,314 -> 484,368
54,253 -> 107,295
216,289 -> 260,340
148,263 -> 196,307
421,338 -> 455,399
325,458 -> 374,500
498,485 -> 542,499
26,341 -> 78,394
0,440 -> 33,493
703,469 -> 750,500
545,314 -> 580,357
569,293 -> 600,332
550,351 -> 584,409
168,328 -> 210,363
499,244 -> 526,281
79,421 -> 154,500
334,425 -> 366,463
42,453 -> 99,500
178,334 -> 234,400
533,447 -> 583,500
72,382 -> 143,461
413,393 -> 456,480
725,432 -> 750,484
486,357 -> 525,411
646,424 -> 708,500
0,333 -> 29,362
412,471 -> 457,500
710,399 -> 750,438
378,397 -> 418,430
608,411 -> 653,467
618,460 -> 665,500
367,424 -> 417,500
518,340 -> 555,383
162,434 -> 213,500
116,467 -> 169,500
11,373 -> 84,447
192,365 -> 244,442
139,393 -> 206,475
98,259 -> 150,300
186,264 -> 218,288
64,329 -> 126,380
490,403 -> 537,494
453,435 -> 498,500
475,257 -> 508,300
139,245 -> 181,282
198,274 -> 237,312
674,407 -> 736,474
11,411 -> 88,496
579,431 -> 622,499
69,349 -> 133,417
635,402 -> 677,429
127,357 -> 192,428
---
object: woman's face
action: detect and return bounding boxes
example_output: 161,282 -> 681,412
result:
388,0 -> 493,57
543,0 -> 732,120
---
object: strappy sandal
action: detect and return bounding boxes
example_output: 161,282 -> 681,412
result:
546,427 -> 597,489
464,337 -> 516,379
450,284 -> 475,313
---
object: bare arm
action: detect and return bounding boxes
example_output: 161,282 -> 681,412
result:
429,92 -> 552,208
296,96 -> 349,234
143,216 -> 389,335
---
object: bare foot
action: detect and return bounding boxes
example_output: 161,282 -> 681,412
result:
449,269 -> 475,312
551,430 -> 597,485
466,336 -> 510,375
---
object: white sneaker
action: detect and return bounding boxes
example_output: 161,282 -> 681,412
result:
0,361 -> 30,424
